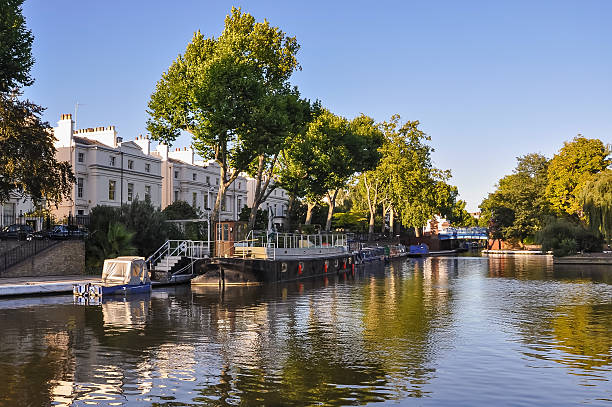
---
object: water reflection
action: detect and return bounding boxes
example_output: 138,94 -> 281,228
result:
0,256 -> 609,406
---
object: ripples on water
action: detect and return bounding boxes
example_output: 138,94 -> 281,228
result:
0,256 -> 610,406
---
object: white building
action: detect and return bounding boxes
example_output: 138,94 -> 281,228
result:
0,195 -> 37,228
53,114 -> 163,219
151,144 -> 248,221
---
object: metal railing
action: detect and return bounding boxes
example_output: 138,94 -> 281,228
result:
0,239 -> 60,274
238,231 -> 348,249
145,240 -> 210,273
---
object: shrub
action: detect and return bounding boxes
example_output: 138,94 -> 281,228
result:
536,218 -> 603,256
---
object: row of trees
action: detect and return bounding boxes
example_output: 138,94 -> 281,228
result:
147,8 -> 469,235
479,136 -> 611,254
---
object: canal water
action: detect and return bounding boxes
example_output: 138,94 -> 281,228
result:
0,256 -> 610,406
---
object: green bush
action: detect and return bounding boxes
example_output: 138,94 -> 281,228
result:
536,218 -> 603,256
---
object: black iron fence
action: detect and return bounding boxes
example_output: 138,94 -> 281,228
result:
0,239 -> 60,275
0,214 -> 90,231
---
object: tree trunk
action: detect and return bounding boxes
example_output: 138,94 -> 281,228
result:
414,226 -> 422,237
389,207 -> 395,236
305,202 -> 316,225
247,154 -> 277,232
325,190 -> 339,231
368,212 -> 375,236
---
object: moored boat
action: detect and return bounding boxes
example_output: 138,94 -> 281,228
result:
73,256 -> 151,300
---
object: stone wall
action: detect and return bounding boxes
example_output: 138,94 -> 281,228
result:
1,240 -> 85,278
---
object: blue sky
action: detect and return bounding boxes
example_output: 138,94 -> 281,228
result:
21,0 -> 612,211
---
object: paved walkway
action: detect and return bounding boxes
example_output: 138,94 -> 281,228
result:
0,275 -> 100,297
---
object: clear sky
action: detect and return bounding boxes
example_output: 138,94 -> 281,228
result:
21,0 -> 612,211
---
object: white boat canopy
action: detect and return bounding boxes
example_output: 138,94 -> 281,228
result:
101,256 -> 150,285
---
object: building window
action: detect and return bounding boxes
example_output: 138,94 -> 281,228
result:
127,159 -> 134,169
193,173 -> 196,181
77,210 -> 84,216
274,204 -> 277,216
221,195 -> 226,211
109,156 -> 116,166
127,183 -> 134,201
237,197 -> 242,210
77,177 -> 84,198
204,193 -> 209,209
145,185 -> 151,200
215,177 -> 219,185
108,180 -> 116,200
77,152 -> 84,163
192,192 -> 197,207
206,176 -> 210,185
238,182 -> 241,189
174,170 -> 179,179
145,163 -> 150,173
174,190 -> 179,202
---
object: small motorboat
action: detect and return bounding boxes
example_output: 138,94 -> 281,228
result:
74,256 -> 151,299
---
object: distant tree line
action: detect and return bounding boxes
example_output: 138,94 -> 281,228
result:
478,136 -> 611,255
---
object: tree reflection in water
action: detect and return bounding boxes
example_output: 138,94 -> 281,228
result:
0,257 -> 609,406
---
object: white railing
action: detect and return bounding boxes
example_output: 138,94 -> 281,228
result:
239,231 -> 347,249
146,240 -> 210,272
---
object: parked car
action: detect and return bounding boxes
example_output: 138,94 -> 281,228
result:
0,224 -> 34,240
48,225 -> 89,240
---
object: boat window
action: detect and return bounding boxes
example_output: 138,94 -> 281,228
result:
223,224 -> 229,241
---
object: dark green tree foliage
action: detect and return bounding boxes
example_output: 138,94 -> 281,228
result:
0,99 -> 74,204
86,223 -> 136,272
536,218 -> 603,257
119,198 -> 168,255
447,199 -> 478,227
0,0 -> 33,93
245,93 -> 313,232
278,109 -> 383,230
87,198 -> 168,269
239,206 -> 268,230
479,154 -> 550,243
0,0 -> 73,205
147,7 -> 301,227
162,200 -> 206,240
579,169 -> 612,243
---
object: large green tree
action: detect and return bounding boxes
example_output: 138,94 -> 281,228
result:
479,153 -> 550,243
147,7 -> 301,226
0,0 -> 73,205
545,136 -> 611,216
278,110 -> 383,231
378,115 -> 450,236
245,94 -> 313,232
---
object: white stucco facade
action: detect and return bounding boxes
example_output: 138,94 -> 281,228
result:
53,114 -> 163,219
152,144 -> 248,221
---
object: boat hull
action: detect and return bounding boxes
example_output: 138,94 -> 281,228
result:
192,253 -> 357,286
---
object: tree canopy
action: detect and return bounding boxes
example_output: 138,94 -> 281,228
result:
377,116 -> 451,235
545,136 -> 611,216
147,7 -> 302,226
0,0 -> 33,93
278,109 -> 383,230
0,0 -> 73,206
479,153 -> 551,243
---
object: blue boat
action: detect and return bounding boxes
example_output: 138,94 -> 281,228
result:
74,256 -> 151,300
